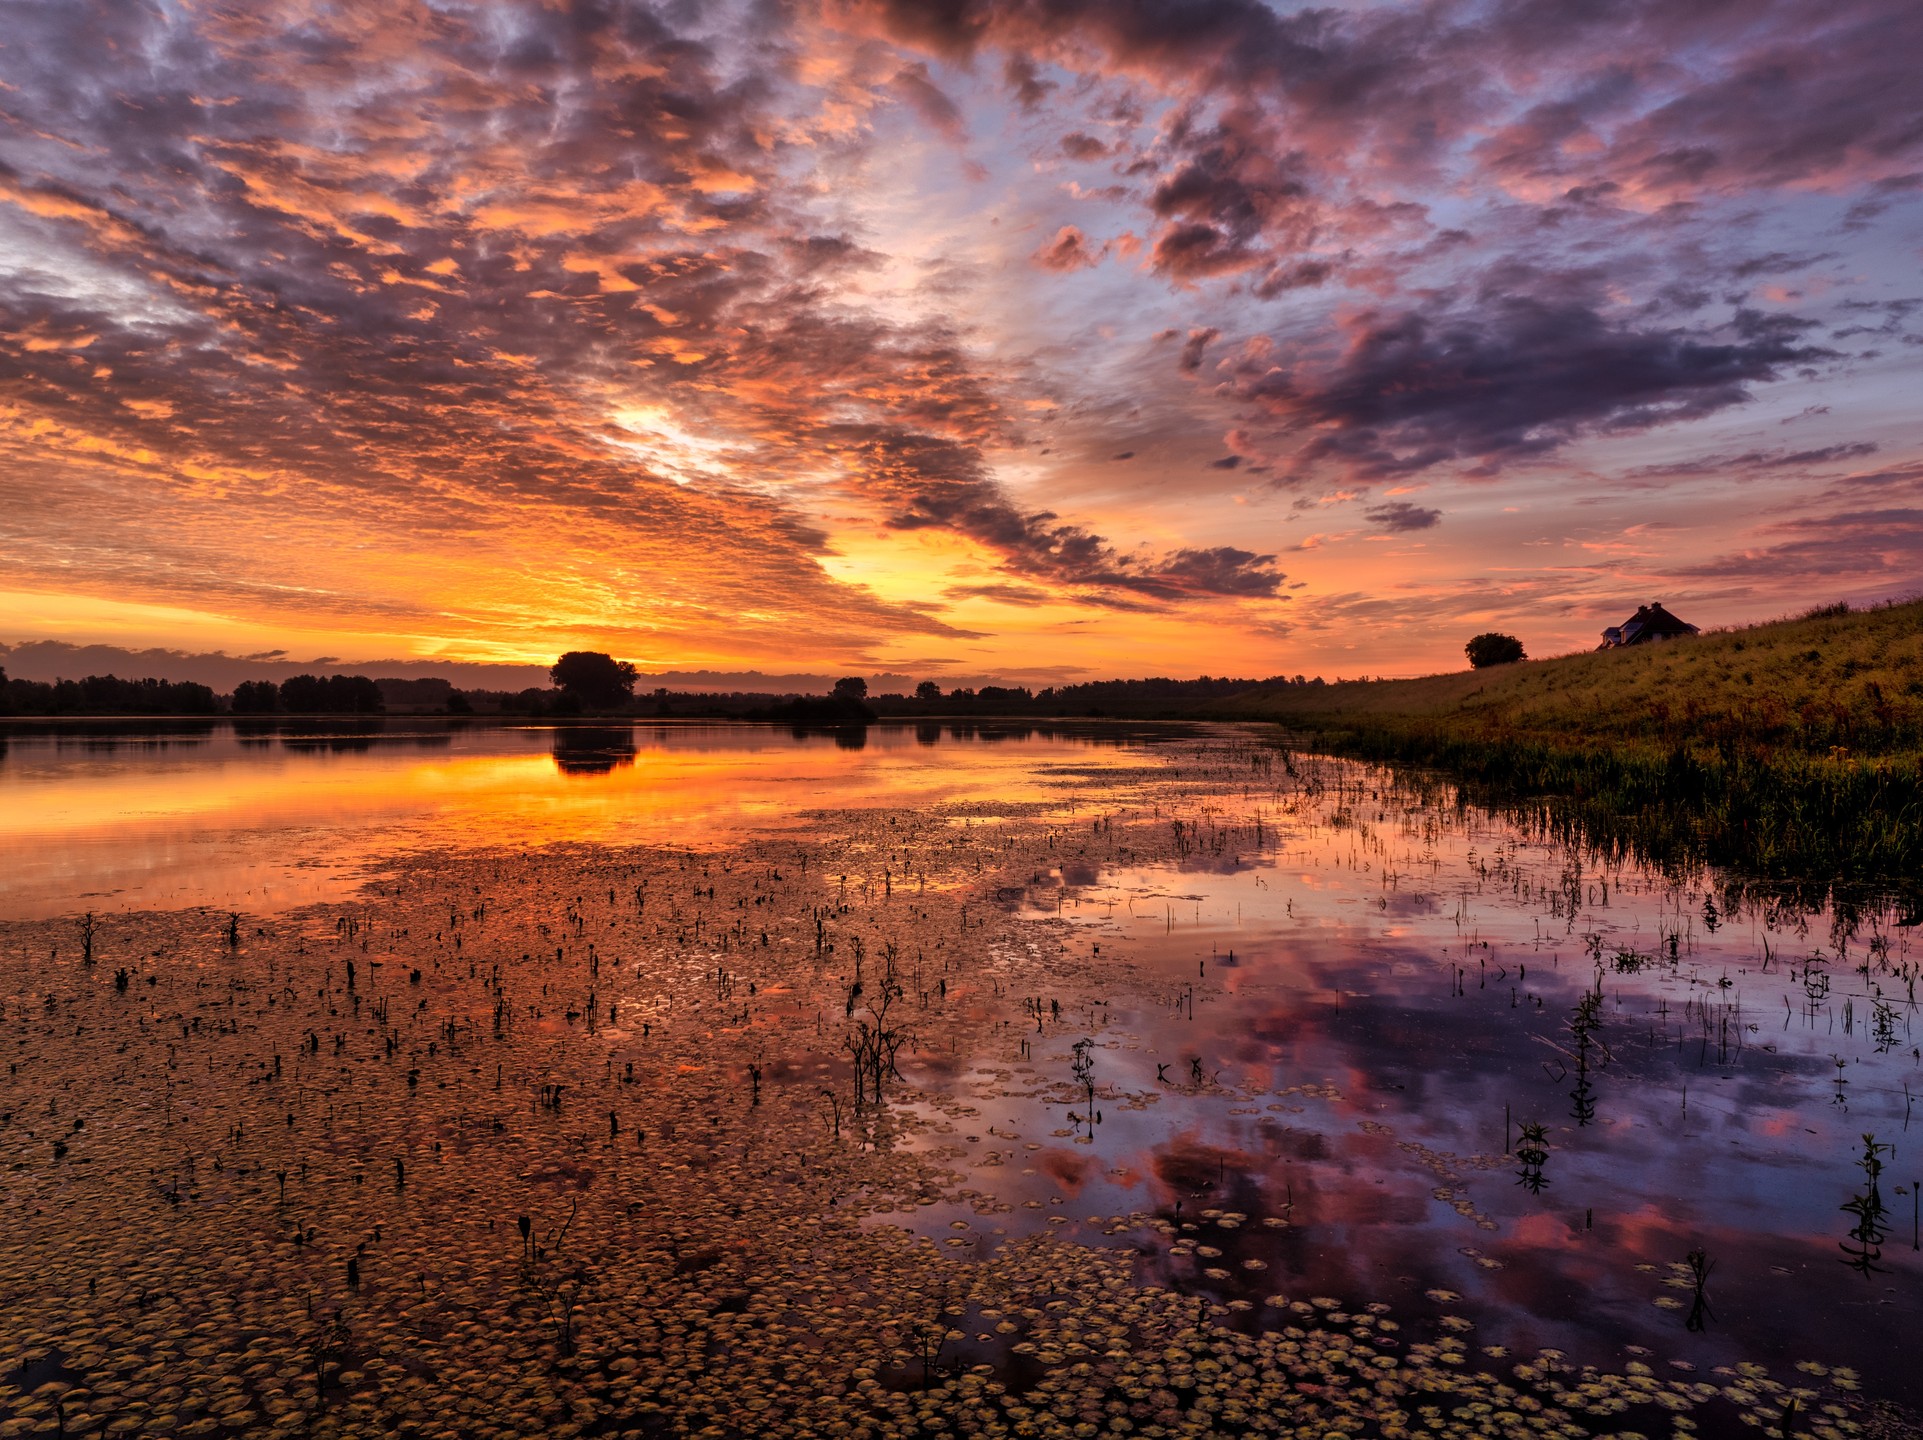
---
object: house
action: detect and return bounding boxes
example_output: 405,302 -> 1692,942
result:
1600,602 -> 1699,648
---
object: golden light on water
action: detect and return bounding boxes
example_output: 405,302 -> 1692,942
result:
0,724 -> 1144,917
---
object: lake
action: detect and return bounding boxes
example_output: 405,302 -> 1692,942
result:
0,720 -> 1149,918
0,720 -> 1912,1438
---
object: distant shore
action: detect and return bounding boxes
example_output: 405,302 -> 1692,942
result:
9,599 -> 1918,889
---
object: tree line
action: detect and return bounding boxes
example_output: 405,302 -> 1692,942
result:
0,650 -> 1341,720
0,668 -> 387,716
231,674 -> 386,714
0,670 -> 222,716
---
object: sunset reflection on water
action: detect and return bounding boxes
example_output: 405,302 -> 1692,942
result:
0,721 -> 1163,918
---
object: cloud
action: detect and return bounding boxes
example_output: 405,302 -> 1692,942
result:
0,2 -> 986,657
1730,250 -> 1836,280
890,62 -> 967,140
1843,173 -> 1923,229
944,582 -> 1051,605
1032,225 -> 1099,271
854,0 -> 1923,300
2,0 -> 1329,657
1254,259 -> 1337,296
1623,441 -> 1882,484
1144,111 -> 1314,279
1365,501 -> 1442,531
1677,509 -> 1923,592
0,641 -> 552,692
3,0 -> 1921,677
1221,287 -> 1836,479
1177,326 -> 1220,372
1829,297 -> 1923,341
1137,546 -> 1285,598
890,483 -> 1283,599
1003,54 -> 1057,109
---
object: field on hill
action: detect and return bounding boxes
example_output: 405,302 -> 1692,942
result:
1230,600 -> 1923,889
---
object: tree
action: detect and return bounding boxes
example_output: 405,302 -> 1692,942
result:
278,674 -> 325,712
831,676 -> 868,700
231,680 -> 280,714
1465,632 -> 1526,668
278,674 -> 383,714
914,680 -> 942,702
550,651 -> 638,710
328,675 -> 384,714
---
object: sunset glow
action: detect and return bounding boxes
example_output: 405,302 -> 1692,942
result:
4,0 -> 1919,680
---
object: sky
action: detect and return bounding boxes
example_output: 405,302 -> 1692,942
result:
2,0 -> 1920,686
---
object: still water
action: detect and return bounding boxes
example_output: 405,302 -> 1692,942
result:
0,720 -> 1148,918
2,720 -> 1916,1427
925,788 -> 1923,1408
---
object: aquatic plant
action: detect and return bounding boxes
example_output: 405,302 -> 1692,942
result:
1841,1133 -> 1893,1276
1683,1248 -> 1714,1332
1513,1122 -> 1550,1194
1069,1037 -> 1100,1133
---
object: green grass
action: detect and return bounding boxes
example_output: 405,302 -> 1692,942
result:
1232,600 -> 1923,888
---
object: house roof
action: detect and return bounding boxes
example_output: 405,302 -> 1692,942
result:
1601,602 -> 1698,647
1626,603 -> 1696,636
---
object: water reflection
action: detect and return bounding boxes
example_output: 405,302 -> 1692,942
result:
3,724 -> 1917,1414
0,719 -> 1175,918
551,727 -> 638,775
892,759 -> 1923,1403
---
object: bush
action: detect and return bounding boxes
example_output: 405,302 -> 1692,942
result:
1465,633 -> 1526,668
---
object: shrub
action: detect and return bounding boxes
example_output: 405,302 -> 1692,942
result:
1465,632 -> 1526,668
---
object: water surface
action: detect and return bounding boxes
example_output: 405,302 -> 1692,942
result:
2,721 -> 1914,1430
909,788 -> 1922,1398
0,719 -> 1154,917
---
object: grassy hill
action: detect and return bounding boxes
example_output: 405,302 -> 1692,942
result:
1231,600 -> 1923,889
1233,599 -> 1923,753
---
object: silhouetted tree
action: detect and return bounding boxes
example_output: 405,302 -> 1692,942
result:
341,675 -> 384,713
914,680 -> 942,702
1465,632 -> 1527,668
832,676 -> 868,700
550,652 -> 638,710
231,680 -> 280,714
279,674 -> 384,713
278,675 -> 325,712
1,668 -> 214,715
